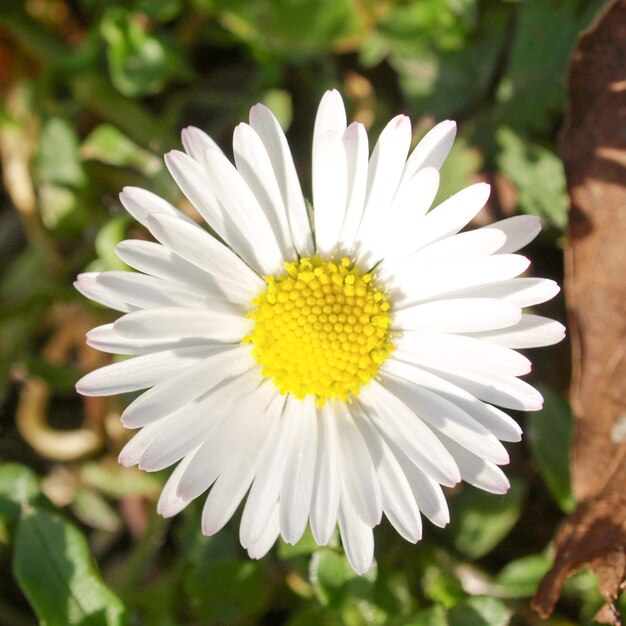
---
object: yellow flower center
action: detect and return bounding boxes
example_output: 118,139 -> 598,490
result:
245,256 -> 394,403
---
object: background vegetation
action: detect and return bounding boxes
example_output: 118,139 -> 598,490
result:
0,0 -> 614,624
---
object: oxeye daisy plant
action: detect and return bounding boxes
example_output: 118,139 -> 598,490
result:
75,90 -> 565,574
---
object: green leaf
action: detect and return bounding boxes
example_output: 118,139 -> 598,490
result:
495,127 -> 567,229
526,386 -> 576,513
133,0 -> 183,22
421,559 -> 465,608
94,215 -> 132,271
81,124 -> 161,176
183,558 -> 268,622
407,605 -> 449,626
212,0 -> 365,55
495,0 -> 604,134
38,183 -> 86,234
310,547 -> 377,610
445,479 -> 526,559
287,605 -> 339,626
101,8 -> 188,97
36,117 -> 86,187
310,548 -> 359,607
0,463 -> 40,524
71,488 -> 122,532
81,461 -> 162,499
448,596 -> 510,626
494,553 -> 552,598
14,507 -> 128,626
375,568 -> 415,616
391,2 -> 508,119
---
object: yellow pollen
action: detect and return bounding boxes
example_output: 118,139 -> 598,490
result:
244,256 -> 394,404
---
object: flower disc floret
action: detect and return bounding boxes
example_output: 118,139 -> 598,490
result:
245,256 -> 394,402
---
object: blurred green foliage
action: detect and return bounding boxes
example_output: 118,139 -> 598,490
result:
0,0 -> 612,624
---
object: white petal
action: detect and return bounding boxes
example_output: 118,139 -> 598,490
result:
392,298 -> 521,334
95,271 -> 206,310
381,228 -> 506,280
425,366 -> 544,412
395,332 -> 531,377
85,323 -> 201,356
247,504 -> 280,560
356,115 -> 412,251
313,90 -> 347,147
118,418 -> 173,467
279,396 -> 317,544
335,403 -> 382,527
355,415 -> 422,542
181,126 -> 221,163
74,273 -> 134,313
156,447 -> 201,518
202,387 -> 283,536
76,345 -> 213,397
120,345 -> 254,428
394,452 -> 450,527
381,374 -> 509,464
381,359 -> 523,442
371,167 -> 440,266
163,150 -> 226,230
233,123 -> 295,258
239,395 -> 298,548
394,254 -> 531,307
338,122 -> 369,251
358,382 -> 460,487
310,402 -> 342,545
113,306 -> 252,343
483,215 -> 542,254
249,103 -> 313,255
469,314 -> 566,348
146,213 -> 263,299
115,240 -> 220,293
313,131 -> 348,254
137,372 -> 260,471
176,381 -> 275,502
338,490 -> 374,575
119,186 -> 197,229
440,435 -> 510,494
401,120 -> 457,184
445,278 -> 560,308
398,182 -> 490,255
203,146 -> 283,274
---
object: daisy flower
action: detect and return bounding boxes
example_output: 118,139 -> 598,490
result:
75,90 -> 565,574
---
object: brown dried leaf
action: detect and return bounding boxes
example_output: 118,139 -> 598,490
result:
532,1 -> 626,623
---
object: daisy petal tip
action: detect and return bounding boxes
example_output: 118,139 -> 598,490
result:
433,515 -> 450,529
163,149 -> 184,169
119,412 -> 135,429
201,521 -> 219,537
180,125 -> 200,140
441,119 -> 457,135
74,373 -> 101,397
74,376 -> 87,396
117,449 -> 137,468
492,477 -> 511,495
350,556 -> 374,577
249,102 -> 271,122
477,180 -> 492,197
118,186 -> 132,202
156,500 -> 184,519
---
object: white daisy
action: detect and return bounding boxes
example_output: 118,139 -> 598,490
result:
76,90 -> 565,574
